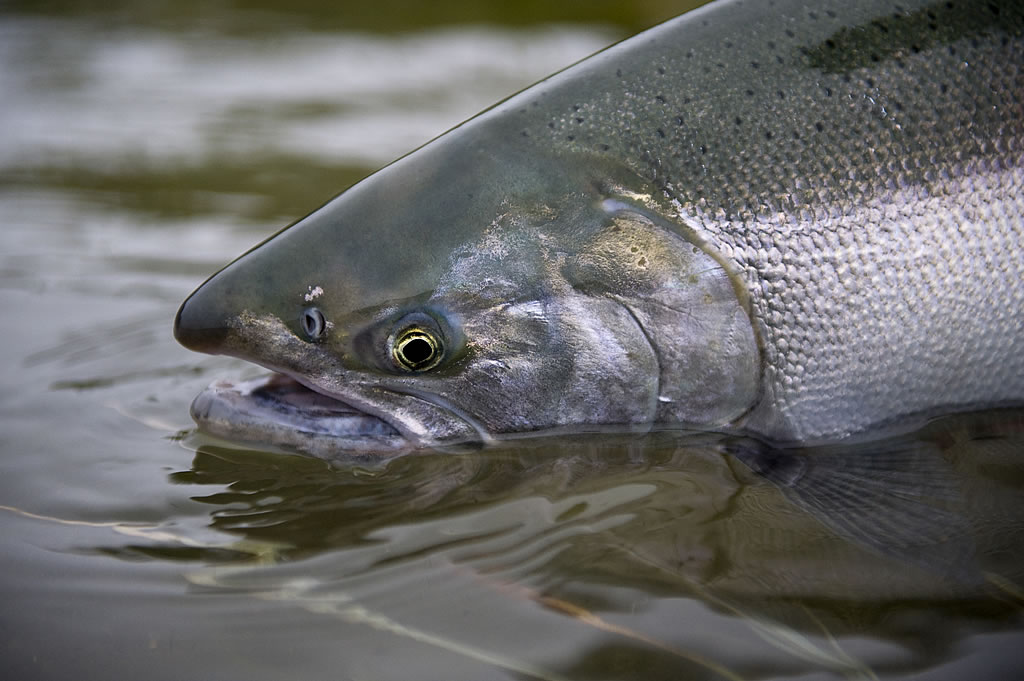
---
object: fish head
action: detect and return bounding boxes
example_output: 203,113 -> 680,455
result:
175,119 -> 760,456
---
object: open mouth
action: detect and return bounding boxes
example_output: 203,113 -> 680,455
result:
189,372 -> 409,456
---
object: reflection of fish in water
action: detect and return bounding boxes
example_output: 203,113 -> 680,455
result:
174,0 -> 1024,456
727,434 -> 981,584
162,412 -> 1024,679
591,413 -> 1024,607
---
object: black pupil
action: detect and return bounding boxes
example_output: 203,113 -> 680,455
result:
402,337 -> 434,365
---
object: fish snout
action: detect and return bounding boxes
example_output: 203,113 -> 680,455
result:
173,283 -> 231,354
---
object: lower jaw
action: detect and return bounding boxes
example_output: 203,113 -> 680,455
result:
189,372 -> 411,459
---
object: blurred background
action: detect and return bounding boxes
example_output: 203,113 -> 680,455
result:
0,0 -> 699,228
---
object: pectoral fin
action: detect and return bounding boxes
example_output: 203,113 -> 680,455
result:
727,437 -> 980,585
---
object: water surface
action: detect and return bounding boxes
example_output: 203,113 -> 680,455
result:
2,2 -> 1023,679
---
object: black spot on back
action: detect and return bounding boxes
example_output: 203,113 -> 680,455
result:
804,0 -> 1020,73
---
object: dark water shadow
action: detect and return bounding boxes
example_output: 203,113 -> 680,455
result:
105,410 -> 1024,678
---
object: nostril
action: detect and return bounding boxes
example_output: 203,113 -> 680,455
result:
301,307 -> 327,341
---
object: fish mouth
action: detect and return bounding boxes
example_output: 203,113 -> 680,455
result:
190,373 -> 411,456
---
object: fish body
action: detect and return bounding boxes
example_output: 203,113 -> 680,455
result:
175,0 -> 1024,455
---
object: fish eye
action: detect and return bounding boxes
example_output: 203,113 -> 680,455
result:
391,327 -> 443,372
301,307 -> 327,341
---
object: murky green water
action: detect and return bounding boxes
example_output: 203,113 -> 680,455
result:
3,2 -> 1024,679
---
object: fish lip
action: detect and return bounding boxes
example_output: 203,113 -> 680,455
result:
283,371 -> 420,441
382,384 -> 496,447
189,373 -> 410,454
281,370 -> 487,448
190,362 -> 483,454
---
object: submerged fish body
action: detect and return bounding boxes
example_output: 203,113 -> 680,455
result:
175,0 -> 1024,456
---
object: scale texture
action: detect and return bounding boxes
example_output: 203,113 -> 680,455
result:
529,0 -> 1024,440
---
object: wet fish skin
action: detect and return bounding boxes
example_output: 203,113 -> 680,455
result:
175,0 -> 1024,452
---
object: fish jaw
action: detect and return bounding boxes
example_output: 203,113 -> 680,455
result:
190,374 -> 410,455
176,305 -> 485,455
190,369 -> 485,456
